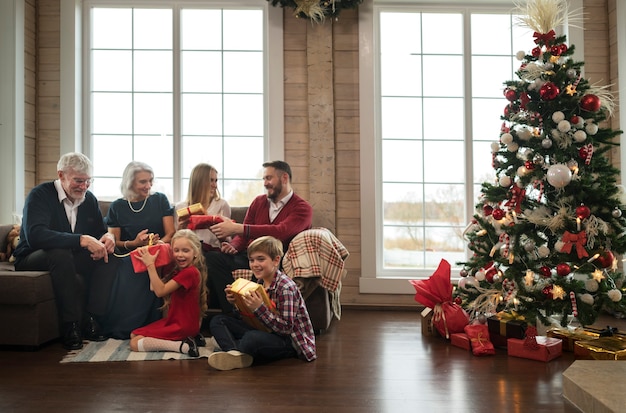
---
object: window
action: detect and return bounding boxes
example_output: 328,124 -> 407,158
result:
82,1 -> 283,205
359,1 -> 576,293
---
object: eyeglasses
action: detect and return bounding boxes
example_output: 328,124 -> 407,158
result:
72,178 -> 94,186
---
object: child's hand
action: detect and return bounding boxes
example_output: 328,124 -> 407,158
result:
137,246 -> 159,267
224,284 -> 236,304
242,290 -> 263,312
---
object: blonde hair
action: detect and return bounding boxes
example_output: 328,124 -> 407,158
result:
161,229 -> 208,321
247,236 -> 284,261
185,163 -> 221,208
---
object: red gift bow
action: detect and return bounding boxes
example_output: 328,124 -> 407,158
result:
533,30 -> 555,46
560,230 -> 589,258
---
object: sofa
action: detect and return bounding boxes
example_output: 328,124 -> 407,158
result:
0,201 -> 345,347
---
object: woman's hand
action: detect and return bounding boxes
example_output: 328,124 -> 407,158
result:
133,229 -> 158,246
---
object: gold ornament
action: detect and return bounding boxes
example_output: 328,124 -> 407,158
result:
565,84 -> 577,96
551,285 -> 566,300
592,269 -> 605,282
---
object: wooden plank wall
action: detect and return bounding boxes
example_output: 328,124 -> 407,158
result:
26,1 -> 618,308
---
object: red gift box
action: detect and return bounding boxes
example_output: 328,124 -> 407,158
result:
507,336 -> 562,362
130,244 -> 172,273
450,333 -> 471,350
187,215 -> 224,230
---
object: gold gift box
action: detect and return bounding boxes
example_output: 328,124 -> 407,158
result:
176,203 -> 205,218
547,327 -> 599,352
574,336 -> 626,360
230,278 -> 276,332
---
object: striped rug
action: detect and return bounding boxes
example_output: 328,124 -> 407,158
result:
60,338 -> 212,363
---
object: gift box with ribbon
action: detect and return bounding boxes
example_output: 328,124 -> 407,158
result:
547,327 -> 600,352
230,278 -> 277,332
487,311 -> 527,347
130,243 -> 172,273
175,202 -> 205,218
187,215 -> 224,230
507,335 -> 563,362
574,336 -> 626,360
450,332 -> 470,350
465,324 -> 495,356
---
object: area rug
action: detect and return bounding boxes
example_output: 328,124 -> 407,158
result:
60,338 -> 212,363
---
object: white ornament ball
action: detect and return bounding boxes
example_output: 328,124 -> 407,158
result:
537,245 -> 550,258
555,240 -> 565,251
566,68 -> 577,78
585,279 -> 599,292
516,51 -> 526,60
585,123 -> 599,135
517,165 -> 529,177
507,142 -> 519,152
552,111 -> 565,123
501,133 -> 514,144
491,142 -> 500,152
517,127 -> 532,141
580,293 -> 594,305
524,240 -> 536,252
458,276 -> 476,289
557,120 -> 571,133
573,130 -> 587,143
475,270 -> 486,282
608,289 -> 623,302
546,164 -> 572,188
612,208 -> 622,218
542,138 -> 553,149
499,175 -> 512,187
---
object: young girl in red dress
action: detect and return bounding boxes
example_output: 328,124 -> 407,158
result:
129,229 -> 208,357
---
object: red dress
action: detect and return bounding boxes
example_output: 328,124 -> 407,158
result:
132,266 -> 201,340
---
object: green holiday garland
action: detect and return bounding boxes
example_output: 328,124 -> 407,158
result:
267,0 -> 363,22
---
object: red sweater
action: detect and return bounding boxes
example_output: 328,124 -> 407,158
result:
230,193 -> 313,252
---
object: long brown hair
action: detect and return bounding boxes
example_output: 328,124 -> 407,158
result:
185,163 -> 221,209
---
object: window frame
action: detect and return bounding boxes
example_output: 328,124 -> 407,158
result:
59,0 -> 283,204
359,0 -> 585,294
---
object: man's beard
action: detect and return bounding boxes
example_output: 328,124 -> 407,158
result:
266,181 -> 282,202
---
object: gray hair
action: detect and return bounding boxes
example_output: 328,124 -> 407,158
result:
121,161 -> 154,199
57,152 -> 93,175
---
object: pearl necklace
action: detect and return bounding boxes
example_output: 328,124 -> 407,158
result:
128,196 -> 149,213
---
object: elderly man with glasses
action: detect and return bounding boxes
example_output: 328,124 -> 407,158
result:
13,152 -> 115,350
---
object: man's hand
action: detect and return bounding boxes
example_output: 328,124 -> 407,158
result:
210,219 -> 243,239
80,235 -> 110,263
242,290 -> 263,312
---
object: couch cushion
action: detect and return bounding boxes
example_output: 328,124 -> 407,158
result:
0,263 -> 55,305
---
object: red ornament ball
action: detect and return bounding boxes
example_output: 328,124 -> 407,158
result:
532,47 -> 542,57
504,89 -> 517,102
539,82 -> 560,100
485,267 -> 498,283
597,250 -> 615,268
524,160 -> 535,170
570,115 -> 580,125
520,92 -> 530,109
559,44 -> 568,54
556,263 -> 571,276
483,204 -> 494,216
540,266 -> 552,277
454,296 -> 462,305
550,45 -> 562,56
576,204 -> 591,219
580,94 -> 601,112
491,208 -> 505,220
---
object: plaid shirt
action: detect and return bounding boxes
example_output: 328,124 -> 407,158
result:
254,271 -> 317,361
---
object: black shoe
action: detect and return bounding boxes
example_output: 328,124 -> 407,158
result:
83,316 -> 108,342
62,322 -> 83,350
181,337 -> 199,357
193,333 -> 206,347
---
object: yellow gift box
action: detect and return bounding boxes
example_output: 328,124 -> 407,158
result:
230,278 -> 277,333
176,203 -> 205,218
574,336 -> 626,360
547,327 -> 599,352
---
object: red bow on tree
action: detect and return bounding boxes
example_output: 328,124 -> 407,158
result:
505,185 -> 526,213
560,230 -> 589,258
533,30 -> 556,46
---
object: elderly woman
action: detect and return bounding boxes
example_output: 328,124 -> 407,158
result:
99,161 -> 175,339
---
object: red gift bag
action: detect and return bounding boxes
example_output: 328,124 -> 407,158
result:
409,259 -> 469,338
187,215 -> 224,230
130,244 -> 172,273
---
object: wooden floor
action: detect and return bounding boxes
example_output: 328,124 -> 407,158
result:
1,308 -> 624,413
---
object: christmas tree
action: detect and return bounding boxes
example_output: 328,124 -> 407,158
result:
455,0 -> 626,328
